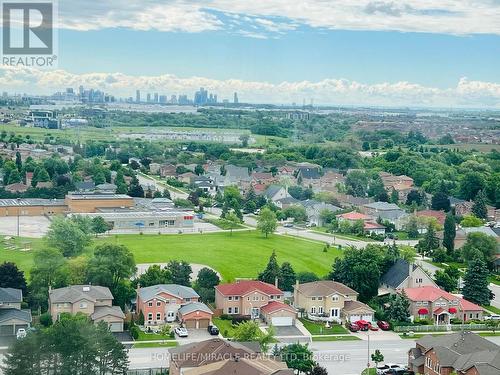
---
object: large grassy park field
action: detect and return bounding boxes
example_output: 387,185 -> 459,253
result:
0,231 -> 341,280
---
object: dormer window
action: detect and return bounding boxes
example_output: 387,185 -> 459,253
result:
332,295 -> 339,302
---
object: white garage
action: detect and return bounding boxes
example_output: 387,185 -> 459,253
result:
109,322 -> 124,332
349,315 -> 361,323
261,301 -> 297,327
91,306 -> 125,333
271,316 -> 294,326
344,300 -> 375,324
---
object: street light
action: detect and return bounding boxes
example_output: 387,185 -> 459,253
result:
16,197 -> 21,237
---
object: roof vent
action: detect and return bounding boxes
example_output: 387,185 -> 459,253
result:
83,286 -> 90,292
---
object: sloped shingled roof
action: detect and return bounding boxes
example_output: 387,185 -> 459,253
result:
0,288 -> 22,303
216,281 -> 283,296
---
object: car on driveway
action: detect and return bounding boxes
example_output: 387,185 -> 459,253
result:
377,321 -> 390,330
207,325 -> 219,335
174,327 -> 189,337
16,328 -> 27,340
376,363 -> 407,375
346,322 -> 360,332
354,320 -> 370,331
485,314 -> 500,320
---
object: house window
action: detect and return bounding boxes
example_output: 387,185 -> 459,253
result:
331,309 -> 339,317
253,296 -> 259,301
311,307 -> 316,314
234,296 -> 239,301
318,307 -> 324,314
261,296 -> 265,301
148,302 -> 153,307
148,313 -> 153,321
247,297 -> 250,301
332,295 -> 339,302
156,301 -> 161,307
228,296 -> 233,301
234,307 -> 239,314
416,278 -> 423,283
156,313 -> 161,321
79,302 -> 87,309
228,307 -> 233,314
317,297 -> 323,301
312,297 -> 316,301
276,295 -> 281,299
416,302 -> 422,306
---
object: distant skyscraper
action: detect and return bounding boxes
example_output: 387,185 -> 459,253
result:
159,95 -> 167,104
194,87 -> 209,105
170,95 -> 177,104
154,93 -> 159,103
136,90 -> 141,103
233,92 -> 239,104
146,93 -> 151,103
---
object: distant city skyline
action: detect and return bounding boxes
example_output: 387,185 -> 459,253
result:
1,1 -> 500,107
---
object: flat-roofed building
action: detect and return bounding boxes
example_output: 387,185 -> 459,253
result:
0,198 -> 67,217
65,193 -> 134,213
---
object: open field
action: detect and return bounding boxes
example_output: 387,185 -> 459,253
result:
101,231 -> 339,281
0,237 -> 45,272
439,143 -> 500,152
0,231 -> 341,280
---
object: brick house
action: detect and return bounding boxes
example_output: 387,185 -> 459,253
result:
136,284 -> 212,329
215,280 -> 296,326
408,332 -> 500,375
402,286 -> 484,324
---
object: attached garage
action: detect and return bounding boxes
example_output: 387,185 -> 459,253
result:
0,324 -> 13,336
349,315 -> 361,323
109,322 -> 124,333
178,302 -> 213,330
261,301 -> 297,327
0,309 -> 32,336
271,316 -> 294,327
344,300 -> 375,324
91,306 -> 125,333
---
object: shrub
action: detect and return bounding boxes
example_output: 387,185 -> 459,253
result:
138,311 -> 145,325
39,312 -> 53,327
219,314 -> 231,321
130,326 -> 140,340
231,315 -> 250,325
450,318 -> 463,324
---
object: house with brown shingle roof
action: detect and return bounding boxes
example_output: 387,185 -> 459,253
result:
293,280 -> 374,323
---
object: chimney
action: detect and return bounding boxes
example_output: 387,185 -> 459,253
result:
295,279 -> 300,290
274,276 -> 279,288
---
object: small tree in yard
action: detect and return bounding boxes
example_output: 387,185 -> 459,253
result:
462,256 -> 491,306
257,207 -> 277,238
485,319 -> 500,333
258,250 -> 281,285
225,211 -> 240,236
371,349 -> 384,368
311,365 -> 329,375
280,343 -> 315,374
92,216 -> 109,237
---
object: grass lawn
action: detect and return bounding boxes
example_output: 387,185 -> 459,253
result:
132,341 -> 177,348
312,335 -> 360,341
137,331 -> 173,341
212,318 -> 237,338
99,231 -> 341,280
299,318 -> 348,335
203,218 -> 246,231
483,305 -> 500,315
488,275 -> 500,286
0,237 -> 45,273
361,368 -> 376,375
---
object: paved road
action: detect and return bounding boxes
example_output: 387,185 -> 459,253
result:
136,173 -> 188,200
489,283 -> 500,309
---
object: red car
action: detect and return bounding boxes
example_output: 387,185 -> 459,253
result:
377,321 -> 390,331
347,322 -> 360,332
354,320 -> 370,331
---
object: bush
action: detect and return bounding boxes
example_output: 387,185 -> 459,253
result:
130,326 -> 140,340
231,315 -> 250,325
450,318 -> 463,325
219,314 -> 231,321
137,311 -> 145,325
39,312 -> 53,327
414,318 -> 432,325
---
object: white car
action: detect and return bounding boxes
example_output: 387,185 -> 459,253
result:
376,363 -> 406,375
485,314 -> 500,320
174,327 -> 188,337
16,328 -> 27,339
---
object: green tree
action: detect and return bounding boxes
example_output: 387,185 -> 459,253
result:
443,213 -> 456,254
460,214 -> 483,227
296,272 -> 320,283
311,366 -> 329,375
461,232 -> 497,265
485,319 -> 500,333
225,211 -> 240,236
232,321 -> 275,351
417,223 -> 439,256
460,172 -> 485,201
46,216 -> 92,257
194,267 -> 220,302
279,262 -> 296,292
91,216 -> 110,237
133,264 -> 171,288
462,256 -> 491,306
257,207 -> 278,238
431,192 -> 450,211
7,168 -> 21,184
405,216 -> 420,239
167,260 -> 192,286
390,188 -> 399,204
128,175 -> 144,197
194,164 -> 205,175
434,269 -> 457,292
472,190 -> 488,220
86,244 -> 136,292
258,250 -> 281,286
371,349 -> 384,367
387,291 -> 410,322
0,262 -> 27,294
280,343 -> 315,375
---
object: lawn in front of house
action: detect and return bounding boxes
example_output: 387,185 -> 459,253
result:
136,330 -> 173,341
212,318 -> 237,338
132,341 -> 177,348
299,318 -> 348,335
99,231 -> 341,281
312,335 -> 360,341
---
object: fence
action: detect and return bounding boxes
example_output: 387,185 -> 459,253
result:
394,324 -> 488,333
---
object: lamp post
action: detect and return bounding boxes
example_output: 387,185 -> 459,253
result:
367,330 -> 371,371
16,197 -> 21,237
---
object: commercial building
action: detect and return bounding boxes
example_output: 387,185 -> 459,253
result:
0,198 -> 66,217
64,193 -> 134,213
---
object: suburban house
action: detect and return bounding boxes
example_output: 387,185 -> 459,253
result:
416,210 -> 447,226
362,202 -> 408,229
215,280 -> 297,326
159,163 -> 177,178
408,332 -> 500,375
296,165 -> 321,184
337,211 -> 372,223
453,226 -> 499,249
181,357 -> 294,375
402,286 -> 484,324
275,196 -> 300,209
0,288 -> 32,337
364,221 -> 386,235
379,259 -> 437,295
48,285 -> 125,332
300,200 -> 341,226
169,339 -> 261,375
263,185 -> 290,203
380,172 -> 414,201
293,280 -> 374,323
136,284 -> 213,329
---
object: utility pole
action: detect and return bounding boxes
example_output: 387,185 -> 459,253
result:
367,331 -> 371,371
16,197 -> 20,237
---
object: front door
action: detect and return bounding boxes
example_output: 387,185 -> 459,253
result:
251,307 -> 260,319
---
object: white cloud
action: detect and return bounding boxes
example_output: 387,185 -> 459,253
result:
38,1 -> 500,36
2,66 -> 500,108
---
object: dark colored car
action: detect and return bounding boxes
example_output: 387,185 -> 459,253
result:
377,321 -> 390,330
207,325 -> 220,335
347,323 -> 360,332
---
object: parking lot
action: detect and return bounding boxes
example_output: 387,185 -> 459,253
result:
0,216 -> 51,238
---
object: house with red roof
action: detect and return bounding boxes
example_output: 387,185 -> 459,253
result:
415,210 -> 446,226
215,280 -> 296,326
336,211 -> 372,222
401,286 -> 484,324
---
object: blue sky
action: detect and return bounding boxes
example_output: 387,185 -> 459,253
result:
2,0 -> 500,107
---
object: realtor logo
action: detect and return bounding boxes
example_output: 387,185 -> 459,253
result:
1,1 -> 58,67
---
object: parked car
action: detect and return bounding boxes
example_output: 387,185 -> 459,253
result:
16,328 -> 27,340
354,320 -> 370,331
207,325 -> 220,335
346,322 -> 360,332
384,370 -> 411,375
369,325 -> 379,331
377,321 -> 390,330
485,314 -> 500,320
174,327 -> 189,337
376,364 -> 407,375
283,223 -> 293,228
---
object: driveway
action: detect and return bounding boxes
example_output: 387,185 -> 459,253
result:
174,328 -> 214,344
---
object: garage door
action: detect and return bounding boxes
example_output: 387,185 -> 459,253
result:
0,325 -> 13,336
109,322 -> 123,333
197,319 -> 210,329
185,320 -> 197,329
349,315 -> 361,323
271,317 -> 293,326
362,314 -> 373,322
